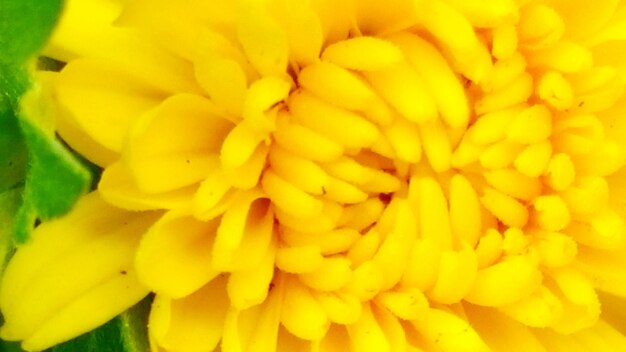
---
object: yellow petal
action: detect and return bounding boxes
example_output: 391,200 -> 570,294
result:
125,94 -> 232,193
514,140 -> 553,177
222,279 -> 282,352
98,161 -> 196,211
419,119 -> 453,172
373,200 -> 417,290
261,170 -> 324,219
55,99 -> 118,167
312,324 -> 351,352
506,104 -> 553,144
400,238 -> 442,291
414,0 -> 492,83
0,192 -> 158,350
298,61 -> 376,111
227,244 -> 276,310
543,0 -> 619,40
492,24 -> 518,59
276,326 -> 312,351
135,212 -> 218,298
415,176 -> 453,249
149,276 -> 229,352
289,90 -> 380,149
273,111 -> 344,163
280,276 -> 330,340
299,257 -> 352,291
193,168 -> 234,220
269,145 -> 328,195
276,245 -> 324,274
237,3 -> 288,76
383,117 -> 422,163
364,63 -> 437,124
343,260 -> 385,302
275,199 -> 343,234
355,0 -> 418,34
465,304 -> 548,352
346,303 -> 392,352
449,174 -> 482,247
480,186 -> 529,228
194,56 -> 247,116
387,32 -> 470,128
518,4 -> 565,50
315,292 -> 363,325
213,191 -> 273,270
375,287 -> 429,321
411,308 -> 491,352
322,36 -> 404,71
428,245 -> 478,304
45,0 -> 123,60
549,267 -> 601,334
270,0 -> 324,66
465,255 -> 542,307
474,229 -> 504,269
527,41 -> 593,73
242,76 -> 291,132
280,227 -> 360,256
56,58 -> 162,152
54,27 -> 200,93
220,120 -> 268,170
500,286 -> 563,328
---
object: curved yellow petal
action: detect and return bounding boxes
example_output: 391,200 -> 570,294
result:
56,58 -> 163,152
149,276 -> 229,352
125,94 -> 233,193
0,193 -> 159,350
465,304 -> 547,352
135,212 -> 219,298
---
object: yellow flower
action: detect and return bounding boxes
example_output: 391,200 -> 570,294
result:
3,0 -> 626,350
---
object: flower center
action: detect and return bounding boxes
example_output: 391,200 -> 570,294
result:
83,0 -> 626,345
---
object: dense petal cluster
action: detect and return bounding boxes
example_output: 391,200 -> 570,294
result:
3,0 -> 626,351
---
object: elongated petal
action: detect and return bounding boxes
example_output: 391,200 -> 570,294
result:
0,192 -> 159,350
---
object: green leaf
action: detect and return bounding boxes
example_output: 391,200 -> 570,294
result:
13,116 -> 92,243
0,340 -> 24,352
0,188 -> 22,278
0,64 -> 93,244
0,0 -> 64,64
0,66 -> 28,193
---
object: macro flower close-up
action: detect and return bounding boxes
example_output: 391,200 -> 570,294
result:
3,0 -> 626,351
